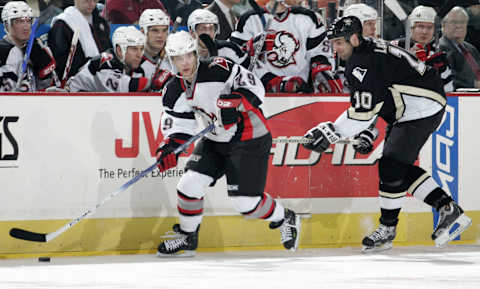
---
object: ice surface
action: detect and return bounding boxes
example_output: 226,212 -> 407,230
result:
1,245 -> 479,289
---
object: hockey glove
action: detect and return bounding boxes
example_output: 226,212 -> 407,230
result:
413,43 -> 427,62
311,62 -> 343,93
425,51 -> 449,72
266,76 -> 311,93
353,126 -> 379,154
302,121 -> 340,153
217,93 -> 242,130
151,68 -> 173,91
242,32 -> 276,57
155,134 -> 191,172
31,38 -> 56,80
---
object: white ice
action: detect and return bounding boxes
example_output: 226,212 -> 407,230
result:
1,245 -> 479,289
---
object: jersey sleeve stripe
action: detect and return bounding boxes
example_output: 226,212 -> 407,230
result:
165,110 -> 195,120
306,32 -> 327,51
347,102 -> 384,121
234,88 -> 262,109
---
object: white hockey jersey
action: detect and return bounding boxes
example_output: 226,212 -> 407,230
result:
161,57 -> 269,143
66,50 -> 150,92
140,50 -> 172,79
231,6 -> 333,83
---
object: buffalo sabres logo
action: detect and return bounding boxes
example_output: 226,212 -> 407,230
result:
209,57 -> 231,71
266,31 -> 300,68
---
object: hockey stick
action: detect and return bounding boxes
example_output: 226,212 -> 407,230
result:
60,28 -> 80,88
384,0 -> 410,50
273,136 -> 359,145
171,16 -> 182,33
247,0 -> 279,71
15,18 -> 39,91
9,123 -> 215,243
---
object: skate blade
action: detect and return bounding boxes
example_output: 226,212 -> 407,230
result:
156,250 -> 196,258
290,214 -> 302,252
361,242 -> 393,254
434,214 -> 472,248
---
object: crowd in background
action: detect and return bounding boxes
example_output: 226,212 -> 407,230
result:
0,0 -> 479,92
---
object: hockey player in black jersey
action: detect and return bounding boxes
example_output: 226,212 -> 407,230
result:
0,1 -> 57,91
391,5 -> 453,92
187,9 -> 250,68
155,31 -> 301,256
231,0 -> 341,94
302,16 -> 471,252
66,26 -> 167,92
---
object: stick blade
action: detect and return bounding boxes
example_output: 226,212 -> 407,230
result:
9,228 -> 47,242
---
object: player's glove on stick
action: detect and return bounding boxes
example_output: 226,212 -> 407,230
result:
155,134 -> 191,172
31,38 -> 56,80
353,126 -> 379,154
302,121 -> 340,153
151,68 -> 173,91
311,62 -> 343,93
217,93 -> 242,130
266,76 -> 311,93
243,31 -> 276,56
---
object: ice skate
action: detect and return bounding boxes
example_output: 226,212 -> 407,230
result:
269,209 -> 301,251
157,224 -> 199,257
432,202 -> 472,247
362,224 -> 396,253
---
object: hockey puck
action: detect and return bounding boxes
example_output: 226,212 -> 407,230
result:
38,257 -> 51,262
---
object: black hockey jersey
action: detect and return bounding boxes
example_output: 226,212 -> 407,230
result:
161,57 -> 269,143
334,38 -> 446,138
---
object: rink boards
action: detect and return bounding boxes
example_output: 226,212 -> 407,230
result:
0,92 -> 479,257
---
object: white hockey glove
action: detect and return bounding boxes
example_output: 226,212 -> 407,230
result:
353,126 -> 379,154
302,121 -> 340,153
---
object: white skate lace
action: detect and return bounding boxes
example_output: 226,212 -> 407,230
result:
164,236 -> 188,252
280,219 -> 294,243
369,226 -> 388,242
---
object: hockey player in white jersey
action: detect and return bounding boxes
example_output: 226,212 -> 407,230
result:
187,9 -> 249,68
138,9 -> 173,91
343,3 -> 378,39
390,6 -> 453,92
302,16 -> 471,252
155,31 -> 301,256
67,26 -> 166,92
0,1 -> 57,91
231,0 -> 341,93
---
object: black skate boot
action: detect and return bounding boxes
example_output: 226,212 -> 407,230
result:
362,224 -> 396,253
432,202 -> 472,247
157,224 -> 199,257
269,209 -> 301,251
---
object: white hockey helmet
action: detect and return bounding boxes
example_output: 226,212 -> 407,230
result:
165,31 -> 197,57
1,1 -> 33,32
112,26 -> 146,62
343,3 -> 378,24
187,9 -> 219,36
139,9 -> 170,33
409,5 -> 437,27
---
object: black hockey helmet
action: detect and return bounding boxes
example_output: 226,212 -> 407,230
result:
327,16 -> 363,42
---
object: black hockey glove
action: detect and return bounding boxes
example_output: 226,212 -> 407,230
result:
31,38 -> 56,80
353,126 -> 379,155
302,121 -> 340,153
217,93 -> 242,130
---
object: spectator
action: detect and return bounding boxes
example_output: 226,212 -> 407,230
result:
206,0 -> 242,40
160,0 -> 203,27
48,0 -> 112,85
440,6 -> 480,89
466,4 -> 480,52
104,0 -> 167,24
